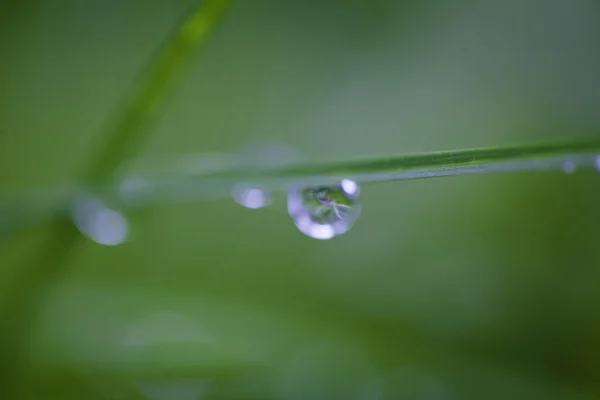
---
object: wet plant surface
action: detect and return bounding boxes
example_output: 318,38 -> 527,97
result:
2,0 -> 600,399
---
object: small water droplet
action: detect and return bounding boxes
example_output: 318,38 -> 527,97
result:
561,160 -> 576,174
231,142 -> 304,209
71,197 -> 129,245
288,179 -> 361,240
595,155 -> 600,172
232,183 -> 271,209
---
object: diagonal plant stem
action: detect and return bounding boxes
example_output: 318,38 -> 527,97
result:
0,0 -> 237,396
83,0 -> 237,183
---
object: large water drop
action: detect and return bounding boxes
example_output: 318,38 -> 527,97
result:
288,179 -> 361,240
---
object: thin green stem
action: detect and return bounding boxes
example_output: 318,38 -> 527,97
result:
112,137 -> 600,206
2,137 -> 600,215
84,0 -> 237,182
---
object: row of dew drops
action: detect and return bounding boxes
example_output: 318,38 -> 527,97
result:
71,144 -> 600,246
71,144 -> 362,245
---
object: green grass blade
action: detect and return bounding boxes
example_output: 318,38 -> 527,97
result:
84,0 -> 237,183
0,1 -> 237,396
111,137 -> 600,206
2,137 -> 600,213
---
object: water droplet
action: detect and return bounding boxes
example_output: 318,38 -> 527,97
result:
231,142 -> 304,210
288,179 -> 361,240
595,155 -> 600,172
561,160 -> 576,174
71,197 -> 129,245
232,183 -> 271,209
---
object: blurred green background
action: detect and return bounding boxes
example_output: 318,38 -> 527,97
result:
2,0 -> 600,398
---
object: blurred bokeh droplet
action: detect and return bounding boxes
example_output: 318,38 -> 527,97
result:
71,197 -> 129,245
561,160 -> 576,174
232,184 -> 271,209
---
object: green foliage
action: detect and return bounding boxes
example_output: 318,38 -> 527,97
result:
0,1 -> 236,398
1,0 -> 600,399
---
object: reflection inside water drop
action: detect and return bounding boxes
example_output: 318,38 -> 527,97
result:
71,197 -> 129,245
288,179 -> 361,240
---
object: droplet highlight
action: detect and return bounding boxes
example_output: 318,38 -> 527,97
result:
71,197 -> 129,246
288,179 -> 361,240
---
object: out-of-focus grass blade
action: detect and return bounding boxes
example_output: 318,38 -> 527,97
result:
83,0 -> 237,183
0,1 -> 237,397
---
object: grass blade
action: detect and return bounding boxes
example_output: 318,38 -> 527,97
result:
110,137 -> 600,206
2,137 -> 600,213
84,0 -> 237,182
